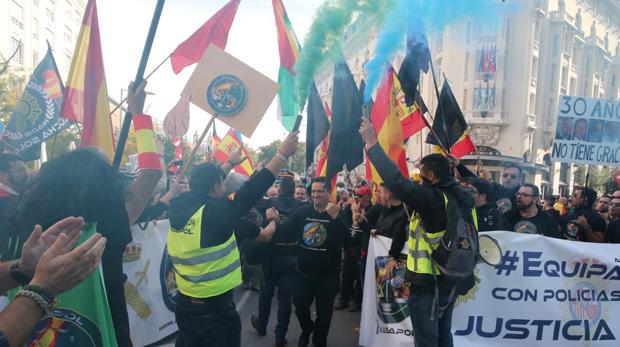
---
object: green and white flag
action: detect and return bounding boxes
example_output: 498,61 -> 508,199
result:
11,224 -> 117,347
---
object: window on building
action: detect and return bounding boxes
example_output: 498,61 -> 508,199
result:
466,22 -> 472,44
10,0 -> 24,29
437,33 -> 443,52
65,52 -> 72,74
593,84 -> 599,98
569,77 -> 576,95
46,8 -> 55,21
550,64 -> 556,87
553,34 -> 560,55
463,89 -> 468,112
531,56 -> 538,81
32,51 -> 39,67
528,92 -> 536,115
11,37 -> 24,64
64,26 -> 72,42
561,66 -> 568,89
464,52 -> 470,81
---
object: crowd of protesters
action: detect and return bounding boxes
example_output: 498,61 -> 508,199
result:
2,98 -> 620,347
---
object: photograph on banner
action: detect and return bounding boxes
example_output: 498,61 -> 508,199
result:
360,236 -> 413,347
551,96 -> 620,166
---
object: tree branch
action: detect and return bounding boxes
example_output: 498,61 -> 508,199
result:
0,41 -> 22,76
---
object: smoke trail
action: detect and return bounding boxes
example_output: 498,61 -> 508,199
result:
294,0 -> 390,107
363,0 -> 408,101
362,0 -> 517,101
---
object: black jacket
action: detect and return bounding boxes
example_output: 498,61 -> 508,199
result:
367,144 -> 475,293
476,202 -> 504,232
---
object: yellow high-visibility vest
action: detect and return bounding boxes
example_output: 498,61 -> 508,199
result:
167,206 -> 241,298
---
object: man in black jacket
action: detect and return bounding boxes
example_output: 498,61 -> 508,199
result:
251,175 -> 303,347
360,119 -> 476,347
469,178 -> 503,232
278,177 -> 350,347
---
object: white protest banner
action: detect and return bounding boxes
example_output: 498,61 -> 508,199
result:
359,235 -> 413,346
452,231 -> 620,346
552,96 -> 620,166
360,232 -> 620,347
123,220 -> 178,346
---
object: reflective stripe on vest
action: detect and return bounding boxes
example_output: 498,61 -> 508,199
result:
166,205 -> 242,298
407,195 -> 449,274
406,194 -> 478,275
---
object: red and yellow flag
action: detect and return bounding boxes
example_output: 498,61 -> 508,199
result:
315,102 -> 332,177
366,68 -> 409,185
214,129 -> 255,177
61,0 -> 114,158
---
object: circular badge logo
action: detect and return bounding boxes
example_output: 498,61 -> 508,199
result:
514,220 -> 538,234
569,282 -> 601,322
206,74 -> 247,116
160,245 -> 178,312
14,90 -> 44,132
27,309 -> 103,346
302,222 -> 327,247
496,198 -> 513,214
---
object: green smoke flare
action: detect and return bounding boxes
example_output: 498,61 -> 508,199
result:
295,0 -> 391,107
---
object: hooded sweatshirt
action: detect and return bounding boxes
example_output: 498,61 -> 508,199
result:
367,144 -> 475,294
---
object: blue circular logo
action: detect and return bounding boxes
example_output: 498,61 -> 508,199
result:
302,222 -> 327,247
206,74 -> 247,116
27,309 -> 103,346
160,245 -> 178,312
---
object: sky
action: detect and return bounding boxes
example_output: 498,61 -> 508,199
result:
97,0 -> 324,149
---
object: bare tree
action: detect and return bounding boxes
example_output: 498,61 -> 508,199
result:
0,41 -> 21,76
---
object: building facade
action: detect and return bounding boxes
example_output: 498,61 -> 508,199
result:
1,0 -> 85,77
421,0 -> 620,196
313,0 -> 620,196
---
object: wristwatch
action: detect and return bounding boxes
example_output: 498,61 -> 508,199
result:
10,259 -> 32,285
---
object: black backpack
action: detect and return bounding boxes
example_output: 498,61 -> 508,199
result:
425,191 -> 479,282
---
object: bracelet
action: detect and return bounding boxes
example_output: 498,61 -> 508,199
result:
275,153 -> 288,163
23,285 -> 55,304
15,289 -> 55,317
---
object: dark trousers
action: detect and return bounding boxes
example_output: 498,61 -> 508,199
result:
293,271 -> 340,347
407,290 -> 456,347
256,256 -> 297,339
175,291 -> 241,347
340,246 -> 362,303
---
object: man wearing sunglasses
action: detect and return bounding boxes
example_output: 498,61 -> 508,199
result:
561,187 -> 606,243
606,197 -> 620,243
452,158 -> 523,214
501,184 -> 561,238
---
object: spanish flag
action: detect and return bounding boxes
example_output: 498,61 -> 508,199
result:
366,68 -> 409,185
61,0 -> 114,159
214,128 -> 255,177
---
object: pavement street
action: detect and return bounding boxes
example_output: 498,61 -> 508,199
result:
153,287 -> 362,347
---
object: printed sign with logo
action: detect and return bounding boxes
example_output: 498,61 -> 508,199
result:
360,232 -> 620,347
182,45 -> 279,138
551,96 -> 620,166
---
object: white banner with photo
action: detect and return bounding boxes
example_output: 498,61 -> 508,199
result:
552,95 -> 620,166
124,220 -> 178,347
360,231 -> 620,347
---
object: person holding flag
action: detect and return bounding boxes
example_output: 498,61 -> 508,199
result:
359,118 -> 477,347
1,82 -> 163,347
167,131 -> 299,347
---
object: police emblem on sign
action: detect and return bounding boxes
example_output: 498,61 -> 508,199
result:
160,245 -> 178,312
206,74 -> 247,116
27,309 -> 103,347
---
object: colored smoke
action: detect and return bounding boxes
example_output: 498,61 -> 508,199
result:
362,0 -> 516,101
294,0 -> 389,107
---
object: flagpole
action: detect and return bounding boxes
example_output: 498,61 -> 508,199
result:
112,0 -> 166,170
427,48 -> 450,154
177,115 -> 217,177
108,54 -> 171,116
